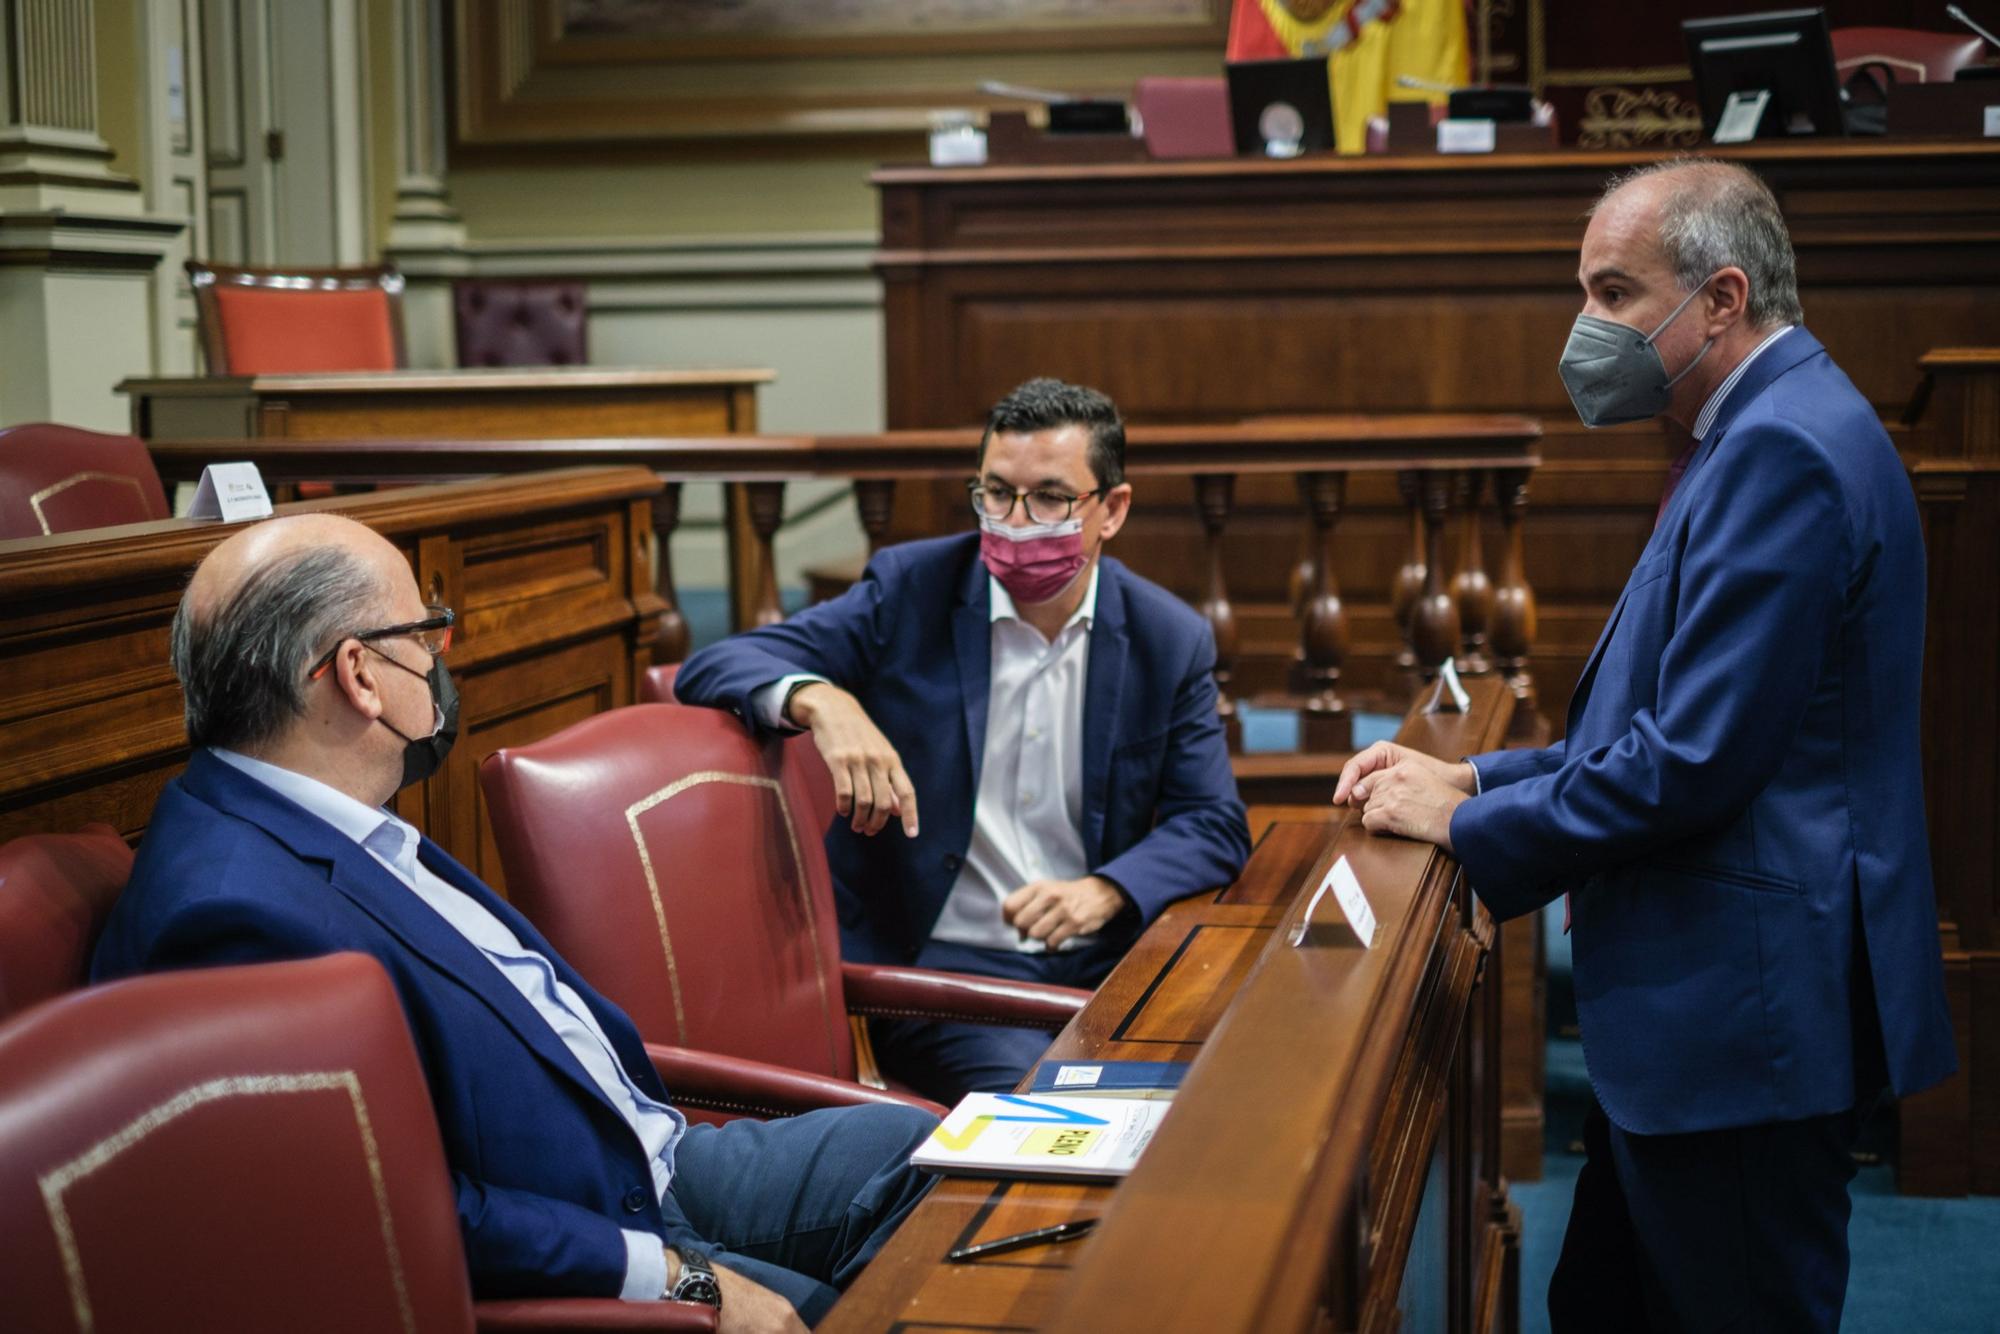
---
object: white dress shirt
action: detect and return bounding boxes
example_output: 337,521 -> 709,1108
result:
752,566 -> 1103,954
211,749 -> 683,1301
1693,324 -> 1794,442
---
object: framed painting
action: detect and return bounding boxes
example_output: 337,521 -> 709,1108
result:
455,0 -> 1231,145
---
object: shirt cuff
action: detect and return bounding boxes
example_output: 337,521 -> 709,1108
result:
1463,758 -> 1483,795
620,1229 -> 669,1301
751,673 -> 828,732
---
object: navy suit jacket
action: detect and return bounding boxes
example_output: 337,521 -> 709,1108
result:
93,751 -> 668,1299
1451,330 -> 1956,1135
674,534 -> 1250,964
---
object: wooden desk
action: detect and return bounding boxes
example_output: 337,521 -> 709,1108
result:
823,678 -> 1517,1333
117,366 -> 771,442
872,140 -> 2000,730
0,467 -> 664,895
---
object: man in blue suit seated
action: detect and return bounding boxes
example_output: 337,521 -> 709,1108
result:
676,379 -> 1250,1102
1334,159 -> 1956,1332
94,512 -> 937,1333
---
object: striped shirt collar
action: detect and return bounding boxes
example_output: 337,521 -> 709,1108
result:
1692,325 -> 1795,442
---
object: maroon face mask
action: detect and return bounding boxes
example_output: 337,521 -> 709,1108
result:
979,514 -> 1088,605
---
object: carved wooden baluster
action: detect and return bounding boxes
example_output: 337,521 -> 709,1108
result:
853,478 -> 897,552
1488,466 -> 1540,733
1451,469 -> 1494,675
1411,470 -> 1462,676
1192,473 -> 1241,752
1297,470 -> 1350,752
649,482 -> 691,664
745,480 -> 787,628
1391,469 -> 1427,696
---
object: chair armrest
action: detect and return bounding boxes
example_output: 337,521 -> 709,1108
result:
645,1042 -> 945,1119
474,1298 -> 718,1332
840,962 -> 1090,1031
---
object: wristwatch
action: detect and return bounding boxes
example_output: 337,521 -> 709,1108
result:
666,1248 -> 723,1309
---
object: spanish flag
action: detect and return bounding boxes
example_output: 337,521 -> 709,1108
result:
1227,0 -> 1471,154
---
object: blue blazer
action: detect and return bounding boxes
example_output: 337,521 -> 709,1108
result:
1451,330 -> 1956,1135
93,751 -> 668,1299
674,534 -> 1250,964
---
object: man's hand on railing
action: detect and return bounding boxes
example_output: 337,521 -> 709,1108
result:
1332,741 -> 1475,852
787,682 -> 920,838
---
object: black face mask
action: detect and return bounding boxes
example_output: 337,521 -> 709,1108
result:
374,651 -> 460,789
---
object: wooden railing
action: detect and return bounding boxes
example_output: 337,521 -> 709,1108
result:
817,676 -> 1520,1333
148,416 -> 1542,745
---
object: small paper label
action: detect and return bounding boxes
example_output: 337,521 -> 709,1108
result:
1984,105 -> 2000,138
187,462 -> 273,522
1290,854 -> 1377,949
1427,657 -> 1471,714
1052,1065 -> 1103,1089
1714,89 -> 1770,145
1436,118 -> 1496,153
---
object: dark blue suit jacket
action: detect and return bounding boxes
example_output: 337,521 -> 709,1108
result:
1451,330 -> 1956,1135
674,535 -> 1250,964
93,751 -> 666,1298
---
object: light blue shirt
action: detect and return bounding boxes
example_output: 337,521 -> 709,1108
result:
211,749 -> 682,1301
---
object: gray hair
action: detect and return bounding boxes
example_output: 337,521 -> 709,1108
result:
172,545 -> 387,751
1593,158 -> 1804,329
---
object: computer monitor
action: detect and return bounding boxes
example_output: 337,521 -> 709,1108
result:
1684,8 -> 1846,142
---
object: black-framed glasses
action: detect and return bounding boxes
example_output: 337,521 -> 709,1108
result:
307,605 -> 455,680
967,480 -> 1101,526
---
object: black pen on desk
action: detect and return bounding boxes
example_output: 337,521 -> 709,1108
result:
945,1218 -> 1098,1263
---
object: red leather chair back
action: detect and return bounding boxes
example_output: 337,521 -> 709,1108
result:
0,825 -> 131,1018
0,953 -> 476,1334
1832,27 -> 1986,84
480,703 -> 855,1082
0,425 -> 170,538
639,665 -> 838,840
187,261 -> 406,374
453,280 -> 589,368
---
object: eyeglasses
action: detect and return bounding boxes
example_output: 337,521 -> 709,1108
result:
307,605 -> 455,680
967,480 -> 1102,526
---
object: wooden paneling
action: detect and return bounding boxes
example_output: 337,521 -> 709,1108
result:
0,468 -> 664,893
821,679 -> 1518,1333
873,142 -> 2000,733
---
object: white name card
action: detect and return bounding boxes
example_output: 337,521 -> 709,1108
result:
1427,656 -> 1471,714
1290,854 -> 1377,950
1053,1064 -> 1103,1089
1985,105 -> 2000,138
187,462 -> 273,522
1436,118 -> 1496,154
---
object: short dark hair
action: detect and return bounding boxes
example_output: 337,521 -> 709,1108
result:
172,546 -> 386,751
978,378 -> 1126,489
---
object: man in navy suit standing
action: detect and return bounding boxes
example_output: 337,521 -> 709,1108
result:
1335,159 -> 1955,1331
676,379 -> 1250,1102
95,512 -> 936,1333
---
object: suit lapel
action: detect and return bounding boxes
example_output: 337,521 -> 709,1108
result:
183,754 -> 632,1113
1081,562 -> 1129,864
953,558 -> 993,793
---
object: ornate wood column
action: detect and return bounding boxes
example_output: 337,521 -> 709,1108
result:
1392,469 -> 1428,700
649,483 -> 691,663
853,479 -> 898,552
1488,467 -> 1540,733
1452,469 -> 1494,675
1411,470 -> 1463,675
1193,473 -> 1241,752
1297,470 -> 1350,752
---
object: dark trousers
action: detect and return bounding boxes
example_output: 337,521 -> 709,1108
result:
870,937 -> 1123,1104
1550,1099 -> 1862,1334
660,1102 -> 937,1325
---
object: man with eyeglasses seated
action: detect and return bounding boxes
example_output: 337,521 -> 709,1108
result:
676,378 -> 1250,1103
93,513 -> 936,1334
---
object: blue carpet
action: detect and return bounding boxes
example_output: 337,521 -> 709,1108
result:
1237,704 -> 1401,753
1513,1155 -> 2000,1332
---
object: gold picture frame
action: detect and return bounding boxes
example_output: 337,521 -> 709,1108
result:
455,0 -> 1230,146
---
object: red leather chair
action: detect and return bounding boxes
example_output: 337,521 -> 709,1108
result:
454,280 -> 589,368
187,260 -> 406,375
639,664 -> 837,837
0,825 -> 131,1018
1832,27 -> 1986,91
0,952 -> 719,1333
479,703 -> 1087,1105
0,425 -> 170,539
